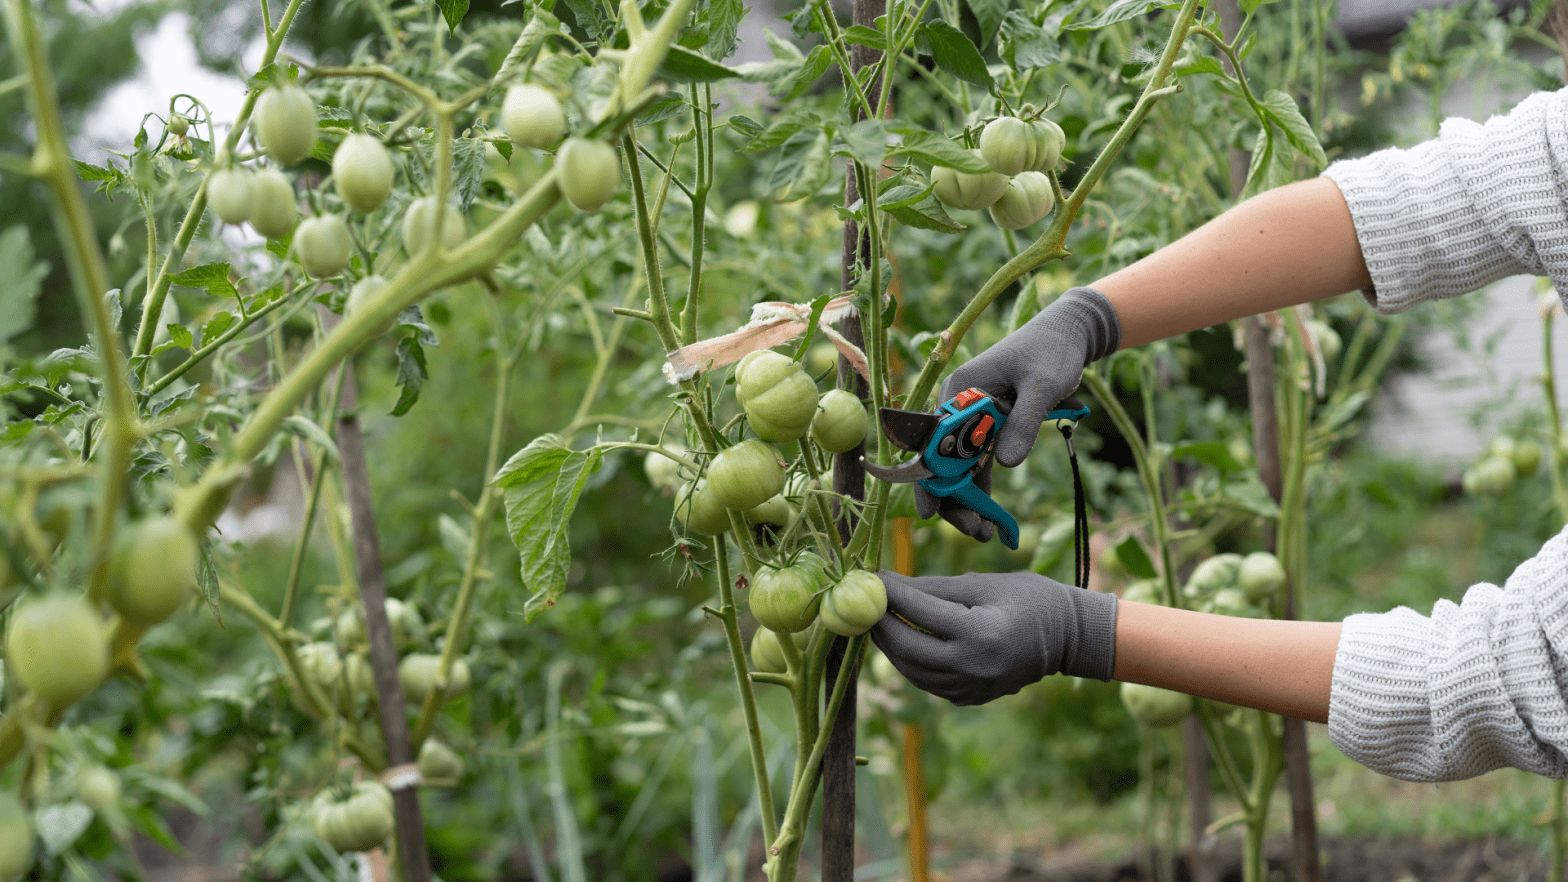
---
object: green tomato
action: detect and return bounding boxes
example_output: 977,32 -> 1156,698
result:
1306,318 -> 1342,363
345,275 -> 394,337
248,169 -> 298,239
207,167 -> 253,225
297,641 -> 343,700
644,449 -> 685,494
1184,552 -> 1244,598
399,654 -> 471,705
748,553 -> 828,633
75,765 -> 122,815
417,737 -> 465,783
254,84 -> 317,166
1238,551 -> 1286,602
930,162 -> 1008,211
502,84 -> 566,150
1121,579 -> 1161,605
750,627 -> 788,673
676,480 -> 732,535
1120,682 -> 1192,727
819,570 -> 887,637
6,593 -> 108,708
333,133 -> 395,212
708,440 -> 785,510
167,113 -> 190,137
811,389 -> 868,454
745,494 -> 793,530
556,137 -> 621,212
0,791 -> 33,882
1464,455 -> 1516,497
1514,439 -> 1543,476
312,781 -> 395,853
978,116 -> 1063,176
988,171 -> 1054,230
293,215 -> 353,278
108,514 -> 198,625
403,196 -> 466,255
737,351 -> 819,443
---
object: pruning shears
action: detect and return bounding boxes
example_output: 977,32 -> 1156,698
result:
862,388 -> 1090,550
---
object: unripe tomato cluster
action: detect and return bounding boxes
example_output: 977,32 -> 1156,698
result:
931,111 -> 1063,230
1178,549 -> 1286,613
1462,433 -> 1541,497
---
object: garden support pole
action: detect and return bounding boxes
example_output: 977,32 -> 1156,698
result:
1218,3 -> 1322,880
822,0 -> 885,874
334,353 -> 435,882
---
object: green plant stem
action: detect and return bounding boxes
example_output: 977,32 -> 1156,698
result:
175,169 -> 562,535
1081,365 -> 1180,607
411,295 -> 516,748
800,446 -> 846,569
132,0 -> 308,362
143,291 -> 296,396
564,281 -> 642,439
813,0 -> 876,122
767,635 -> 864,881
713,537 -> 781,847
278,364 -> 347,629
4,0 -> 138,607
680,84 -> 712,346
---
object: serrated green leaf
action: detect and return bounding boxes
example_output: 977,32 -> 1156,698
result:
658,45 -> 741,82
436,0 -> 468,31
1260,88 -> 1326,169
1220,476 -> 1280,518
1115,535 -> 1157,579
638,92 -> 689,124
1001,11 -> 1059,70
892,130 -> 991,172
921,20 -> 994,89
1065,0 -> 1172,31
876,182 -> 930,209
840,119 -> 887,168
170,263 -> 237,300
0,227 -> 47,348
452,138 -> 487,211
494,435 -> 605,621
786,44 -> 835,98
1239,125 -> 1295,200
790,293 -> 833,362
245,62 -> 298,91
1172,440 -> 1245,472
706,0 -> 744,59
391,335 -> 429,416
198,312 -> 235,348
768,128 -> 832,201
964,0 -> 1010,48
282,414 -> 340,461
842,24 -> 886,49
1174,55 -> 1225,76
884,193 -> 967,232
743,107 -> 822,152
165,324 -> 194,352
497,7 -> 564,82
728,114 -> 765,139
72,160 -> 118,182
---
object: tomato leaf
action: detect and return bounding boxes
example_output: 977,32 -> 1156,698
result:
0,227 -> 47,351
1260,88 -> 1326,169
497,7 -> 564,82
1001,11 -> 1059,70
841,24 -> 886,50
391,335 -> 430,416
768,128 -> 833,201
875,182 -> 930,209
1174,54 -> 1226,77
1239,125 -> 1295,200
964,0 -> 1010,49
1172,440 -> 1245,472
891,130 -> 990,172
494,435 -> 606,621
884,193 -> 967,232
706,0 -> 744,59
921,21 -> 994,90
1064,0 -> 1177,31
790,293 -> 833,363
743,106 -> 821,152
638,92 -> 689,124
839,119 -> 887,168
452,137 -> 487,211
151,323 -> 194,356
36,802 -> 94,855
1114,535 -> 1158,580
282,414 -> 340,463
198,312 -> 234,348
728,114 -> 764,140
436,0 -> 469,31
659,45 -> 741,82
170,263 -> 237,301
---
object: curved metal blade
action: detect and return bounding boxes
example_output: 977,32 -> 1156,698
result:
862,456 -> 935,484
879,408 -> 942,452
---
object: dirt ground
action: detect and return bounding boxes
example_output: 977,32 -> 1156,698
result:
997,835 -> 1551,882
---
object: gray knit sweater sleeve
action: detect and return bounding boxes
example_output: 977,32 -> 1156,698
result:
1329,525 -> 1568,782
1322,87 -> 1568,314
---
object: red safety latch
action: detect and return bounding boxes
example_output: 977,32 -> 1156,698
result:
952,387 -> 986,409
971,414 -> 994,447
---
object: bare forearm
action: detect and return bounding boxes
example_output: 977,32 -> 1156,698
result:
1096,177 -> 1373,348
1113,600 -> 1341,723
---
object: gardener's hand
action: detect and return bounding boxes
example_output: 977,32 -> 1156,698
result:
869,569 -> 1118,706
919,286 -> 1120,541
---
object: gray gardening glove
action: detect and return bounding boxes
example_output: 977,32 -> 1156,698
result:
919,286 -> 1120,541
869,570 -> 1118,706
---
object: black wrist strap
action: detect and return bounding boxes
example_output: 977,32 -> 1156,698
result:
1058,422 -> 1090,590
